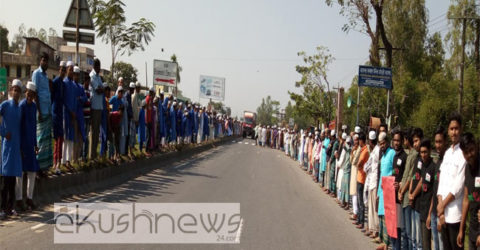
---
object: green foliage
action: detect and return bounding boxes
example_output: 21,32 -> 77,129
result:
289,46 -> 335,125
106,61 -> 138,88
88,0 -> 156,77
256,96 -> 280,126
0,25 -> 9,52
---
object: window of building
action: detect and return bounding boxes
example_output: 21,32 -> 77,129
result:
26,65 -> 31,77
16,65 -> 21,78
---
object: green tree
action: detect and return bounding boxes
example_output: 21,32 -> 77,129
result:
107,61 -> 138,88
0,25 -> 9,53
10,23 -> 25,53
289,46 -> 335,125
88,0 -> 156,79
256,96 -> 280,126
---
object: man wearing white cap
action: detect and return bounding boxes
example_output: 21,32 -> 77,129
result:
118,77 -> 124,87
89,58 -> 104,160
72,66 -> 87,163
131,82 -> 142,149
320,129 -> 331,188
336,132 -> 348,200
327,130 -> 339,196
125,82 -> 135,159
16,81 -> 39,211
52,61 -> 67,172
32,52 -> 53,172
62,62 -> 77,169
0,79 -> 23,217
377,131 -> 396,249
363,130 -> 380,238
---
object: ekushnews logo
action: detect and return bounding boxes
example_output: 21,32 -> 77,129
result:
54,203 -> 242,244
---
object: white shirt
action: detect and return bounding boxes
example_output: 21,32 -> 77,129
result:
364,145 -> 380,191
437,143 -> 466,223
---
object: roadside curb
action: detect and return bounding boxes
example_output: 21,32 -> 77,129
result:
33,136 -> 238,205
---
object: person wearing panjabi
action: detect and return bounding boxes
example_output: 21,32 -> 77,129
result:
32,53 -> 53,173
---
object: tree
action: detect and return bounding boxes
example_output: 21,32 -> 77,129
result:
88,0 -> 156,79
10,23 -> 26,53
170,54 -> 182,84
48,28 -> 58,38
256,96 -> 280,126
289,46 -> 335,125
0,25 -> 9,53
37,28 -> 47,43
108,61 -> 138,88
27,27 -> 37,38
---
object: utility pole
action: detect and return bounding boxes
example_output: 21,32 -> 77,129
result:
75,0 -> 80,65
449,8 -> 480,113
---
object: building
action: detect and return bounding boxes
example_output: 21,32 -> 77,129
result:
48,36 -> 95,71
2,37 -> 59,85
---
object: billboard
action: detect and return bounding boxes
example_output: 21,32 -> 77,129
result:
153,60 -> 178,86
358,65 -> 392,90
199,75 -> 225,101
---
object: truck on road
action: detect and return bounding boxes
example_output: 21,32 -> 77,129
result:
242,111 -> 257,139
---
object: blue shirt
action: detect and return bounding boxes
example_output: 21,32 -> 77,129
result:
63,77 -> 77,141
20,99 -> 39,172
32,67 -> 51,115
51,76 -> 65,138
377,147 -> 395,216
109,95 -> 123,112
0,99 -> 22,177
89,70 -> 104,110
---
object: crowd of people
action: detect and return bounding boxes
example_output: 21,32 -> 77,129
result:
0,53 -> 242,219
255,113 -> 480,250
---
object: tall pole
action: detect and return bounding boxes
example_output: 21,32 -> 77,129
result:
75,0 -> 80,65
145,61 -> 147,87
459,15 -> 467,113
356,86 -> 360,125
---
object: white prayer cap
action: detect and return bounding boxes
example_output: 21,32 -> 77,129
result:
103,82 -> 109,88
346,136 -> 352,143
179,102 -> 183,106
129,82 -> 135,88
173,101 -> 177,106
369,131 -> 377,140
308,132 -> 311,136
160,90 -> 164,95
26,81 -> 36,92
135,81 -> 141,87
73,66 -> 81,73
315,131 -> 319,135
11,79 -> 22,88
149,86 -> 155,92
330,130 -> 335,137
66,61 -> 74,67
342,132 -> 347,140
59,61 -> 67,67
117,86 -> 124,92
355,126 -> 361,133
378,132 -> 387,142
342,125 -> 347,130
118,77 -> 124,82
354,134 -> 359,140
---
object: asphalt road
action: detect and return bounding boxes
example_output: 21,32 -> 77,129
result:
0,138 -> 375,250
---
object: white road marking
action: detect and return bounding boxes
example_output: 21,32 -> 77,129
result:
34,229 -> 44,233
232,140 -> 236,143
244,142 -> 249,145
30,223 -> 46,230
238,142 -> 242,144
235,218 -> 244,243
251,143 -> 255,146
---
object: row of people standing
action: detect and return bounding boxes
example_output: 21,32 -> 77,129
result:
259,112 -> 480,250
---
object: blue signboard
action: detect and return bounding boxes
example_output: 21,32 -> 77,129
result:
358,65 -> 392,90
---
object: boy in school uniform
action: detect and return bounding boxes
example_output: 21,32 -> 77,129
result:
16,82 -> 39,211
0,79 -> 23,218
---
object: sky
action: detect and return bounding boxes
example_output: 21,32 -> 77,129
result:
0,0 -> 451,118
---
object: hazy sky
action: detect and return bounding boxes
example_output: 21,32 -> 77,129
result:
0,0 -> 450,118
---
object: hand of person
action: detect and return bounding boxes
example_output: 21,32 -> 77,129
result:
35,146 -> 39,155
5,132 -> 11,141
437,203 -> 444,217
476,235 -> 480,247
393,182 -> 399,191
398,191 -> 404,202
439,215 -> 446,230
457,230 -> 464,248
409,193 -> 414,201
426,215 -> 431,230
478,209 -> 480,224
38,114 -> 43,122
